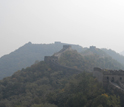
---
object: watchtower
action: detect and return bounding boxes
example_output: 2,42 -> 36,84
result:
93,67 -> 124,87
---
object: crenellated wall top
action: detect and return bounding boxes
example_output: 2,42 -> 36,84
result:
94,67 -> 124,75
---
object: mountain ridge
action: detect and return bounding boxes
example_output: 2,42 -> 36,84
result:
0,42 -> 124,80
0,42 -> 84,79
0,46 -> 122,107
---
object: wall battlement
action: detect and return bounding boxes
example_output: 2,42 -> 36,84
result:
44,45 -> 82,75
44,45 -> 124,93
44,45 -> 72,63
94,67 -> 124,75
44,56 -> 58,63
93,67 -> 124,92
53,45 -> 72,58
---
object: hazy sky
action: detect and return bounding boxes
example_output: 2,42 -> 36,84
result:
0,0 -> 124,57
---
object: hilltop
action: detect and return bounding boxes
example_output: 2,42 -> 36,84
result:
0,46 -> 122,107
0,42 -> 124,80
0,42 -> 84,79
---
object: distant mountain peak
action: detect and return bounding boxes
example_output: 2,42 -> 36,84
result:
25,42 -> 32,45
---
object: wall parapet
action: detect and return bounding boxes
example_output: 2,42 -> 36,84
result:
94,67 -> 124,75
93,67 -> 124,92
44,56 -> 58,63
44,45 -> 83,75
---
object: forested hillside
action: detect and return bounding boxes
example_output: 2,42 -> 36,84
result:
0,42 -> 124,80
0,42 -> 84,79
59,49 -> 124,71
0,53 -> 122,107
102,48 -> 124,66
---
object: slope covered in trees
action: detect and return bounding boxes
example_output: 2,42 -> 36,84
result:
0,60 -> 121,107
0,61 -> 81,107
0,42 -> 124,80
0,42 -> 84,79
102,48 -> 124,66
59,49 -> 124,71
0,48 -> 123,106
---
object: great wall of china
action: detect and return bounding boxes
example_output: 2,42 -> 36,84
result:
44,45 -> 82,75
93,67 -> 124,92
44,45 -> 124,92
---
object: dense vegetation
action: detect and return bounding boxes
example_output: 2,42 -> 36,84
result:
0,61 -> 76,107
0,41 -> 124,80
47,72 -> 121,107
0,49 -> 123,107
102,48 -> 124,66
0,42 -> 83,79
0,61 -> 121,107
0,42 -> 124,106
59,50 -> 124,71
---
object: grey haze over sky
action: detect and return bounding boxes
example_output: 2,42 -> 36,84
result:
0,0 -> 124,57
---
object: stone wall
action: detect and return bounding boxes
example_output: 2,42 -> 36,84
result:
93,67 -> 124,91
93,67 -> 103,83
49,62 -> 82,74
103,74 -> 124,83
53,45 -> 72,58
109,81 -> 124,93
44,56 -> 58,63
118,81 -> 124,89
93,67 -> 124,83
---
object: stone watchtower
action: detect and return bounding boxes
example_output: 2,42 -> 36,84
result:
44,45 -> 72,63
93,67 -> 124,90
44,56 -> 58,63
53,45 -> 72,58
